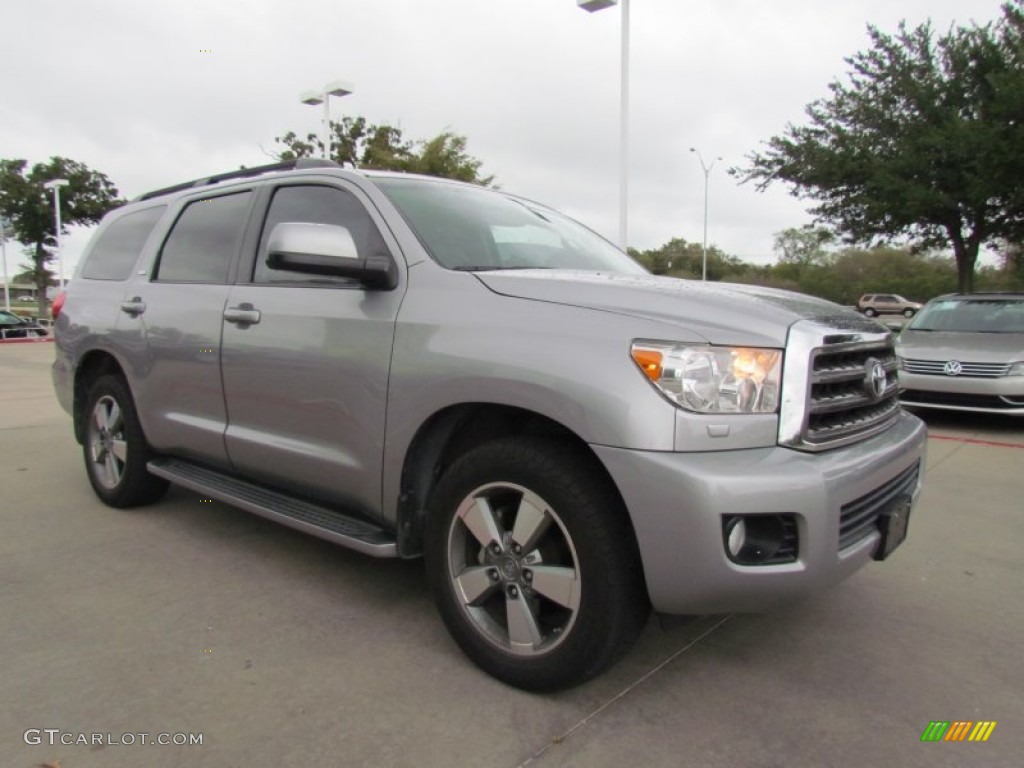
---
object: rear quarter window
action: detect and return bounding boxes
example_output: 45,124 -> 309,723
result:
80,206 -> 166,280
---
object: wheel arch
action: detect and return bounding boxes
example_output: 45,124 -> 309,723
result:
395,403 -> 634,559
72,350 -> 128,444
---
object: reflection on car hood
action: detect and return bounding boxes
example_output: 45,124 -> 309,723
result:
897,330 -> 1024,363
474,270 -> 880,346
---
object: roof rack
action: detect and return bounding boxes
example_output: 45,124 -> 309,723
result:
134,158 -> 341,201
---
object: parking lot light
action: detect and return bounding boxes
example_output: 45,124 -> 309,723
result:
43,179 -> 70,290
578,0 -> 629,251
300,80 -> 354,160
1,216 -> 11,311
689,148 -> 722,282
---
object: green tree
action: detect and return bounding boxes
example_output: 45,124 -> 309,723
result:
737,2 -> 1024,293
772,225 -> 834,266
272,117 -> 494,185
0,157 -> 122,315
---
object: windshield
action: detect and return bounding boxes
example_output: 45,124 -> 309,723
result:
375,177 -> 647,275
908,298 -> 1024,333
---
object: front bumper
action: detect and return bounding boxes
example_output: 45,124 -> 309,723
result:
594,411 -> 927,614
898,371 -> 1024,415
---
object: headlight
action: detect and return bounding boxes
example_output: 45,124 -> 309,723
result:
1009,361 -> 1024,376
631,342 -> 782,414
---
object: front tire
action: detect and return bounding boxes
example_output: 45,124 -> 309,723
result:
82,375 -> 168,508
425,438 -> 649,691
903,308 -> 915,318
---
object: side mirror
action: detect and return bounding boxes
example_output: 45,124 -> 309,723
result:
266,222 -> 397,290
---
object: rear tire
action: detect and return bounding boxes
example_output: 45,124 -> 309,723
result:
82,375 -> 168,508
425,437 -> 649,691
864,308 -> 877,317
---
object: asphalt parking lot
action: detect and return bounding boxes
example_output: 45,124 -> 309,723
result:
3,342 -> 1022,768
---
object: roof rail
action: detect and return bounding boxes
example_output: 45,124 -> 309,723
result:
134,158 -> 341,201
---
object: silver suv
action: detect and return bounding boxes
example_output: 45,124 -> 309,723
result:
857,293 -> 922,318
53,159 -> 927,691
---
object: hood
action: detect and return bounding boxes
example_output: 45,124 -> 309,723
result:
897,329 -> 1024,363
475,270 -> 879,346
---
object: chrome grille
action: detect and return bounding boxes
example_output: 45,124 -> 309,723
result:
902,359 -> 1011,378
779,323 -> 903,452
803,341 -> 901,448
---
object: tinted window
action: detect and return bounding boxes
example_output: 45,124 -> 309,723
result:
81,206 -> 165,280
155,192 -> 251,283
254,185 -> 389,284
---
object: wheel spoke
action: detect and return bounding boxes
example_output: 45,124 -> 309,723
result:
105,453 -> 122,485
90,439 -> 106,464
459,496 -> 504,550
93,404 -> 108,432
506,592 -> 543,653
110,439 -> 128,463
107,400 -> 122,432
454,566 -> 499,607
529,565 -> 579,610
511,495 -> 551,553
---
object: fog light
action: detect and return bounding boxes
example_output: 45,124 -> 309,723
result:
722,514 -> 799,565
726,518 -> 746,558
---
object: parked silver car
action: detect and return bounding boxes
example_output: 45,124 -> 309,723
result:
896,293 -> 1024,415
52,159 -> 927,690
857,293 -> 922,318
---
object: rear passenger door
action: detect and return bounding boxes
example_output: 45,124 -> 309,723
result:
220,181 -> 405,516
124,190 -> 255,467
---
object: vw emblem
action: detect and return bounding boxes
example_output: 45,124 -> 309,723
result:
863,358 -> 887,400
944,360 -> 963,376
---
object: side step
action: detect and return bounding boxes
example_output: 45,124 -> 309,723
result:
147,457 -> 398,558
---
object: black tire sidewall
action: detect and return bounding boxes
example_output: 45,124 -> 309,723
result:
425,437 -> 648,691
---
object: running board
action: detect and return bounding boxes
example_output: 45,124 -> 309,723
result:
147,457 -> 398,558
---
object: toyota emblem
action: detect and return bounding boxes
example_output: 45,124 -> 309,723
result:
943,360 -> 963,376
863,358 -> 888,400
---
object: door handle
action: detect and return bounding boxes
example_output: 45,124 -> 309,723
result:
224,303 -> 261,326
120,297 -> 146,316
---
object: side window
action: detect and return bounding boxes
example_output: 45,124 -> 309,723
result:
154,192 -> 252,283
254,185 -> 389,284
81,206 -> 166,280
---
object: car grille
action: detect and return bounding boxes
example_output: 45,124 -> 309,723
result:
902,359 -> 1010,378
802,339 -> 901,448
839,460 -> 919,551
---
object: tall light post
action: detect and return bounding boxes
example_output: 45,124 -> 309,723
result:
0,216 -> 11,311
689,148 -> 722,282
300,80 -> 355,160
579,0 -> 629,252
43,179 -> 70,291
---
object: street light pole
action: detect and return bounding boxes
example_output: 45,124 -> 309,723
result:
579,0 -> 629,252
43,179 -> 70,291
300,80 -> 355,161
689,148 -> 722,281
0,216 -> 11,311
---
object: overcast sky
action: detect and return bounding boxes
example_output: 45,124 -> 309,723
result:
0,0 -> 1004,275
